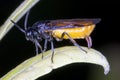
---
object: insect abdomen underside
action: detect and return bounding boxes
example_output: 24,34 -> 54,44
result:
52,24 -> 95,39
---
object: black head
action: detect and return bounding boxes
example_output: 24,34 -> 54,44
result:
11,11 -> 44,42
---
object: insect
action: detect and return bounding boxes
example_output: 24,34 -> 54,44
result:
11,11 -> 101,62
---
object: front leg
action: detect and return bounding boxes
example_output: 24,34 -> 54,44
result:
34,39 -> 43,58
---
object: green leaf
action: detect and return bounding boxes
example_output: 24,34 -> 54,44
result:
1,46 -> 110,80
0,0 -> 40,41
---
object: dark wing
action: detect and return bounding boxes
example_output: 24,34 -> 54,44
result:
46,19 -> 101,30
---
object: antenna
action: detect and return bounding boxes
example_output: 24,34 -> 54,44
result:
11,20 -> 25,33
24,10 -> 30,31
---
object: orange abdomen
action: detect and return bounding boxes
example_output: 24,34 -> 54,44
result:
52,24 -> 95,39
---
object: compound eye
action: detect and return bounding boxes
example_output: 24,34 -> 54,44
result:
26,32 -> 32,40
27,32 -> 32,36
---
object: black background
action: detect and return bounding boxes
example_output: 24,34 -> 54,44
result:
0,0 -> 120,80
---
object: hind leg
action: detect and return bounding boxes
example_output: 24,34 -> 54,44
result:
59,32 -> 87,53
85,36 -> 92,48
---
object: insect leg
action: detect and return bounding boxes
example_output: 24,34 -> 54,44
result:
85,36 -> 92,48
34,39 -> 43,58
35,42 -> 39,55
61,32 -> 87,53
50,39 -> 54,63
43,39 -> 48,52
